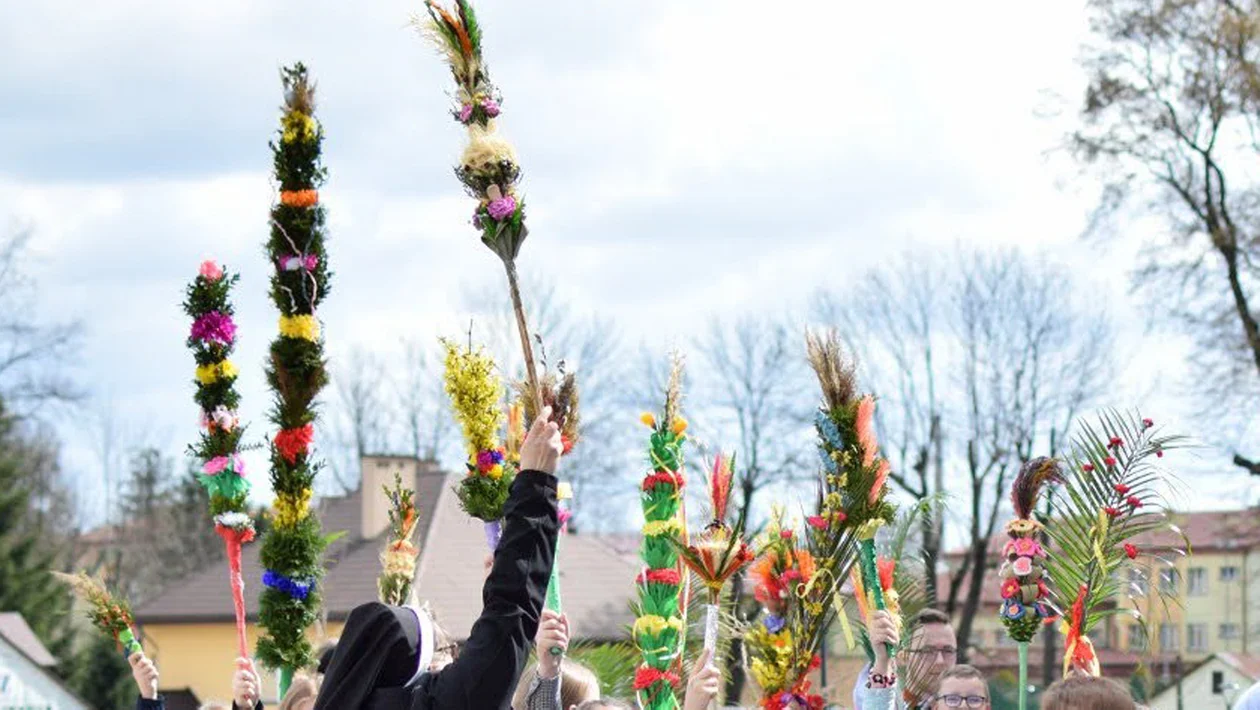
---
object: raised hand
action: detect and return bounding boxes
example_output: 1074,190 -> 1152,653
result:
519,406 -> 563,474
128,652 -> 159,700
233,657 -> 261,708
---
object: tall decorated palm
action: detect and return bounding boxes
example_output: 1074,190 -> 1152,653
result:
183,259 -> 255,661
1043,410 -> 1186,679
256,63 -> 333,696
805,330 -> 897,660
632,358 -> 689,710
417,0 -> 544,415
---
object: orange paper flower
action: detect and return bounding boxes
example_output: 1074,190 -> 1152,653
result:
279,189 -> 319,208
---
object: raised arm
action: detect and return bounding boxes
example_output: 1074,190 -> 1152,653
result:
430,411 -> 562,710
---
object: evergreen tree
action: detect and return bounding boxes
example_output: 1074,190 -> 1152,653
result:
68,633 -> 135,710
0,399 -> 75,666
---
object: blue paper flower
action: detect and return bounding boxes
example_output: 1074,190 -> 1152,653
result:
763,614 -> 786,633
263,569 -> 313,600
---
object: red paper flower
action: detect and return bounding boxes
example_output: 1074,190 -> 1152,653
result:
636,568 -> 682,586
1082,463 -> 1095,472
1143,418 -> 1154,429
641,471 -> 683,491
1109,436 -> 1123,449
780,529 -> 794,540
807,516 -> 828,530
1156,449 -> 1164,458
1127,495 -> 1143,509
274,424 -> 314,464
1104,506 -> 1120,518
1001,578 -> 1020,599
1104,456 -> 1117,468
809,654 -> 822,671
1113,483 -> 1130,495
1124,543 -> 1138,559
633,667 -> 680,690
561,434 -> 574,455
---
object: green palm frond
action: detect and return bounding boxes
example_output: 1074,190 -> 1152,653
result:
1043,409 -> 1189,638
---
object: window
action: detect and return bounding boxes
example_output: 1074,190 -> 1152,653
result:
1188,567 -> 1208,596
1128,624 -> 1147,652
1159,623 -> 1180,651
1129,567 -> 1149,596
1160,568 -> 1180,596
1188,624 -> 1208,653
1221,623 -> 1241,640
1221,566 -> 1240,583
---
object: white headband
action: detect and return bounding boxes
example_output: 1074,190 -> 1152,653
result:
404,604 -> 434,687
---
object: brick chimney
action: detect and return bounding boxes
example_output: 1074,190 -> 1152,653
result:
359,455 -> 427,540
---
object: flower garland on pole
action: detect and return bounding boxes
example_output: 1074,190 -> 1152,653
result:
255,63 -> 333,696
53,572 -> 153,697
183,259 -> 255,662
805,330 -> 898,660
997,457 -> 1061,710
417,0 -> 545,417
378,472 -> 421,606
1042,411 -> 1186,679
632,358 -> 689,710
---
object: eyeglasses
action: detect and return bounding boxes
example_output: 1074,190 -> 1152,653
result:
906,646 -> 958,661
935,694 -> 988,708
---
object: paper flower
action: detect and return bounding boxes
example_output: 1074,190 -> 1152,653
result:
275,424 -> 315,464
278,314 -> 321,342
1124,543 -> 1138,559
199,260 -> 225,281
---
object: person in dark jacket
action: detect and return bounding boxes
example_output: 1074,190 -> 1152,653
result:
311,408 -> 564,710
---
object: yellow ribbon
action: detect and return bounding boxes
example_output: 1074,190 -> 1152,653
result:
835,591 -> 857,650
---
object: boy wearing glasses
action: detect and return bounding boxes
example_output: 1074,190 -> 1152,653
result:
859,608 -> 959,709
930,666 -> 989,709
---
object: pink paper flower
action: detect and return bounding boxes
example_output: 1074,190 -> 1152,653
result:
458,104 -> 473,123
481,98 -> 501,117
1012,556 -> 1034,576
1013,538 -> 1042,558
190,311 -> 237,347
199,260 -> 224,281
486,195 -> 517,221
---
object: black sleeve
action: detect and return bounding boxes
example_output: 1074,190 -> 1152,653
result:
231,702 -> 264,710
135,696 -> 164,710
427,469 -> 559,710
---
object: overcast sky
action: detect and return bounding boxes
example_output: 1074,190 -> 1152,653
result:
1,0 -> 1253,527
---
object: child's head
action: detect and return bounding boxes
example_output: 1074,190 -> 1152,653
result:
512,659 -> 601,709
278,673 -> 319,710
1042,675 -> 1136,710
931,665 -> 988,709
574,700 -> 631,710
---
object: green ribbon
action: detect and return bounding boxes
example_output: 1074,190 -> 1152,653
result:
859,538 -> 893,657
545,534 -> 563,656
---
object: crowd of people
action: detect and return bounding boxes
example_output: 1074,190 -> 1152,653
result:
115,410 -> 1173,710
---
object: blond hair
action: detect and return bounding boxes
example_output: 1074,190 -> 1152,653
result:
278,673 -> 320,710
1042,675 -> 1135,710
511,659 -> 601,709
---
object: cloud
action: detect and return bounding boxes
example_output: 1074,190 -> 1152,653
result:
2,0 -> 1240,522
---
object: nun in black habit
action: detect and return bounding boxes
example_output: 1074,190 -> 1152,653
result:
313,410 -> 564,710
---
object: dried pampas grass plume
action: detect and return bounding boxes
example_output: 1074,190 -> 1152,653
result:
806,328 -> 857,411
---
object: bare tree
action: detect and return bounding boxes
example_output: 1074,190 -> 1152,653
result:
814,246 -> 1116,660
462,274 -> 631,531
0,226 -> 83,416
394,336 -> 452,462
1069,0 -> 1260,472
328,347 -> 394,492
